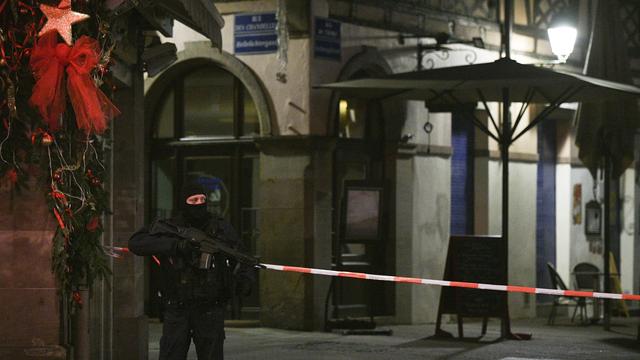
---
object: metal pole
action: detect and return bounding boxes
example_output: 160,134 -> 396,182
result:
501,0 -> 513,338
417,42 -> 424,71
504,0 -> 513,60
501,88 -> 511,338
603,154 -> 611,330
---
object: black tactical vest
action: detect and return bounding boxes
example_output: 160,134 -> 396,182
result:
158,215 -> 234,306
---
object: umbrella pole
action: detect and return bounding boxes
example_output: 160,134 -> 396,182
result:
501,88 -> 512,338
603,153 -> 611,330
504,0 -> 513,59
501,0 -> 513,338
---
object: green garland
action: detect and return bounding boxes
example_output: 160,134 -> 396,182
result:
1,0 -> 118,308
47,124 -> 112,305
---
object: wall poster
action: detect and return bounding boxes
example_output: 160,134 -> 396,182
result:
572,183 -> 582,224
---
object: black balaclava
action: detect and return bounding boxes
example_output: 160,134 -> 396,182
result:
181,180 -> 210,229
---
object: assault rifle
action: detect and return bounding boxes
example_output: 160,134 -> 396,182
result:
150,219 -> 261,269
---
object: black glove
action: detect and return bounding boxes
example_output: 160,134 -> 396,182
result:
176,237 -> 200,255
199,236 -> 219,254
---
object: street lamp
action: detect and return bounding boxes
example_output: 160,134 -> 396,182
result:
547,15 -> 577,63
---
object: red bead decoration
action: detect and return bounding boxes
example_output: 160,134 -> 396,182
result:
41,132 -> 53,146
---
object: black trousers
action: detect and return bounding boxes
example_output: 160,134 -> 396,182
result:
159,304 -> 225,360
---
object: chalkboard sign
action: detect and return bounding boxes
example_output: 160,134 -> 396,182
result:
435,235 -> 508,337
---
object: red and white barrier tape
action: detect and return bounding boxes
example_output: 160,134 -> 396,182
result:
262,263 -> 640,301
104,246 -> 640,301
104,246 -> 161,266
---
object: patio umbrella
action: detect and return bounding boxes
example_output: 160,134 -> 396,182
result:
575,0 -> 637,179
316,46 -> 640,339
319,58 -> 640,144
573,0 -> 639,329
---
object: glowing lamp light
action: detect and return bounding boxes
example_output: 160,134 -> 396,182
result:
547,24 -> 577,63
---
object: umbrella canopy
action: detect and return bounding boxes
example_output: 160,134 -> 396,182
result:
574,0 -> 638,179
318,58 -> 640,106
318,58 -> 640,145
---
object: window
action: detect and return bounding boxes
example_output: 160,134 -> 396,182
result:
152,66 -> 260,140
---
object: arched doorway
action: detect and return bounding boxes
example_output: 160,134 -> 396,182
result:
145,52 -> 271,320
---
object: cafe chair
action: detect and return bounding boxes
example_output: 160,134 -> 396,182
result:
547,262 -> 588,325
573,262 -> 600,291
573,262 -> 600,323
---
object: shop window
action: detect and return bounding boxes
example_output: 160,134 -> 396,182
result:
152,65 -> 260,139
243,92 -> 260,137
153,89 -> 174,139
184,67 -> 235,137
151,157 -> 175,219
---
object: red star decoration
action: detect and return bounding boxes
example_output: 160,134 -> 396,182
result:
39,0 -> 90,45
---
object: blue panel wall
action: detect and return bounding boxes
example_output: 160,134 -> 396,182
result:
536,120 -> 557,292
451,115 -> 475,235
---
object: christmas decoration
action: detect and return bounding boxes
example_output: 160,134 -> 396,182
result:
1,0 -> 119,312
29,32 -> 120,133
38,0 -> 90,45
41,131 -> 53,145
5,168 -> 18,184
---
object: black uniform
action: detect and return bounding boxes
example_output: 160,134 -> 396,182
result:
129,213 -> 254,360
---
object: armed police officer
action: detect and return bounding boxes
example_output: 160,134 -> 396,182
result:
129,180 -> 257,360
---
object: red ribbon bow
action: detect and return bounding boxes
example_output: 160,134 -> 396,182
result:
29,32 -> 119,134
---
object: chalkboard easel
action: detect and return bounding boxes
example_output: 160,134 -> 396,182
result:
435,235 -> 508,338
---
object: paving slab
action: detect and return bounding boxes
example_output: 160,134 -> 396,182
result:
149,317 -> 640,359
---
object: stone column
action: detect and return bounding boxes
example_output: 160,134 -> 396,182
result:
395,106 -> 452,324
109,63 -> 148,360
257,137 -> 333,330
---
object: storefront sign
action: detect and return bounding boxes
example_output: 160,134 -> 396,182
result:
314,17 -> 341,61
234,13 -> 278,54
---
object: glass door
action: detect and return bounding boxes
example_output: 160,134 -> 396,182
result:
180,150 -> 261,319
148,62 -> 263,320
183,156 -> 233,219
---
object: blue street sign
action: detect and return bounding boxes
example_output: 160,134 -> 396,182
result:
314,17 -> 341,61
235,12 -> 278,54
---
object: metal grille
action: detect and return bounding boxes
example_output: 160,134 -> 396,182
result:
619,0 -> 640,51
533,0 -> 578,29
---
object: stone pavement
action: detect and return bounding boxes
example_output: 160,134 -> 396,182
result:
149,317 -> 640,359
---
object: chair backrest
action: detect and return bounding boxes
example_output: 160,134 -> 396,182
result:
547,262 -> 569,291
573,262 -> 599,290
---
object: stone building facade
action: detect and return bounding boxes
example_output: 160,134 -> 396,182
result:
3,1 -> 640,359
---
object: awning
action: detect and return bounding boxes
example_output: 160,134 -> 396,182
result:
157,0 -> 224,49
107,0 -> 225,49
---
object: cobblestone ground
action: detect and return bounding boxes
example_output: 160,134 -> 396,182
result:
149,317 -> 640,360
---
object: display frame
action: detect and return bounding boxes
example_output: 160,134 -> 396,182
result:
340,180 -> 384,243
585,200 -> 602,236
